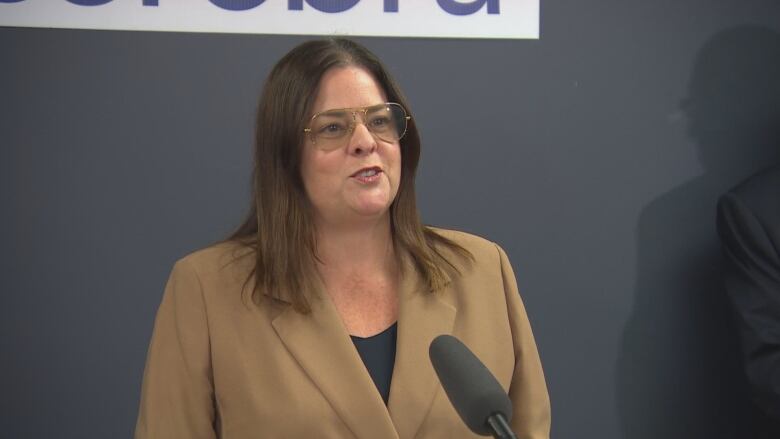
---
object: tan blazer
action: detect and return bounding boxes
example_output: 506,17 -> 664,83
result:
134,229 -> 550,439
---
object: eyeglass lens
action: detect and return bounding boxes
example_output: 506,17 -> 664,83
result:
309,103 -> 407,148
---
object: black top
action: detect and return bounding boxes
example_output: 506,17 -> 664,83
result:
717,164 -> 780,431
350,322 -> 398,405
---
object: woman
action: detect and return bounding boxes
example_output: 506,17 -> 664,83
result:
135,38 -> 550,439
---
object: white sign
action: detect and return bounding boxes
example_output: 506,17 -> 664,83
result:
0,0 -> 539,39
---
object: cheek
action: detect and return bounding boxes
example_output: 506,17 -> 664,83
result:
300,150 -> 325,200
390,148 -> 402,189
299,152 -> 315,191
301,151 -> 341,197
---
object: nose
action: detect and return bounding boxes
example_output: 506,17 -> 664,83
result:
347,121 -> 377,156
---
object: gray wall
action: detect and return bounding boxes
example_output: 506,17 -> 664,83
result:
2,1 -> 780,438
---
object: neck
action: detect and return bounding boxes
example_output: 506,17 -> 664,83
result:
314,214 -> 396,274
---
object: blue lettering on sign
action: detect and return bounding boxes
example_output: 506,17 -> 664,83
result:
65,0 -> 113,5
59,0 -> 157,5
210,0 -> 266,10
288,0 -> 359,13
0,0 -> 498,15
437,0 -> 499,15
288,0 -> 400,13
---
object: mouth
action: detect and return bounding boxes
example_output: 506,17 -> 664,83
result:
351,166 -> 383,183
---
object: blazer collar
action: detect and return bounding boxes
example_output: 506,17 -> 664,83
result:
271,288 -> 399,439
388,259 -> 456,438
271,254 -> 456,439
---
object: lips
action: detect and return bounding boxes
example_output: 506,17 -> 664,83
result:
351,166 -> 382,178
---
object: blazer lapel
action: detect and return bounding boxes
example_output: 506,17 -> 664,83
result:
272,294 -> 399,439
387,262 -> 456,439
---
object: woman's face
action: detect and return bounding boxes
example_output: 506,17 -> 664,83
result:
300,66 -> 402,227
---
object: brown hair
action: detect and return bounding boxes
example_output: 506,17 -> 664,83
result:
229,38 -> 471,313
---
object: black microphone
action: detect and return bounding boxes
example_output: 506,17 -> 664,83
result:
429,335 -> 517,439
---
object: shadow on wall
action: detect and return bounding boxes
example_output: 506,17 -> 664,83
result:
617,26 -> 780,439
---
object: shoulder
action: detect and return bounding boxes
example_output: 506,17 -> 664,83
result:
719,165 -> 780,236
427,226 -> 501,252
172,240 -> 255,289
426,226 -> 507,267
179,240 -> 252,266
722,165 -> 780,217
730,164 -> 780,198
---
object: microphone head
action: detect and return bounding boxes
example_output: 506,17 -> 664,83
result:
429,334 -> 513,436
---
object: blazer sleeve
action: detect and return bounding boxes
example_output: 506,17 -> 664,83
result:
496,244 -> 552,439
717,193 -> 780,421
135,258 -> 218,439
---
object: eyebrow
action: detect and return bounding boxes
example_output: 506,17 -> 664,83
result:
317,109 -> 350,117
315,103 -> 387,115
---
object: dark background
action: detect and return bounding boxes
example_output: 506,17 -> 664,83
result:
2,1 -> 780,438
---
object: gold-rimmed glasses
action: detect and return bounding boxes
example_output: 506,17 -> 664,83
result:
303,102 -> 411,151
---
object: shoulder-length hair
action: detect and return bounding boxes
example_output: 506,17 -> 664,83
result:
229,38 -> 470,313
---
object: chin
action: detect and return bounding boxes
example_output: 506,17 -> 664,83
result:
354,205 -> 391,218
350,199 -> 393,218
349,191 -> 394,213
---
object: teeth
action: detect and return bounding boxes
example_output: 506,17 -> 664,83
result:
358,169 -> 378,177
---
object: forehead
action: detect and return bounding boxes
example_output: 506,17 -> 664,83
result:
310,66 -> 388,114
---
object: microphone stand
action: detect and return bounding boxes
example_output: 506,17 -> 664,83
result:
486,413 -> 517,439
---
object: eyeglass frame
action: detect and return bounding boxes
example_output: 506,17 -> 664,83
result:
302,102 -> 412,148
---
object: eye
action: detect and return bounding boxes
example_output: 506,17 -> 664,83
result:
317,122 -> 349,137
367,115 -> 392,131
